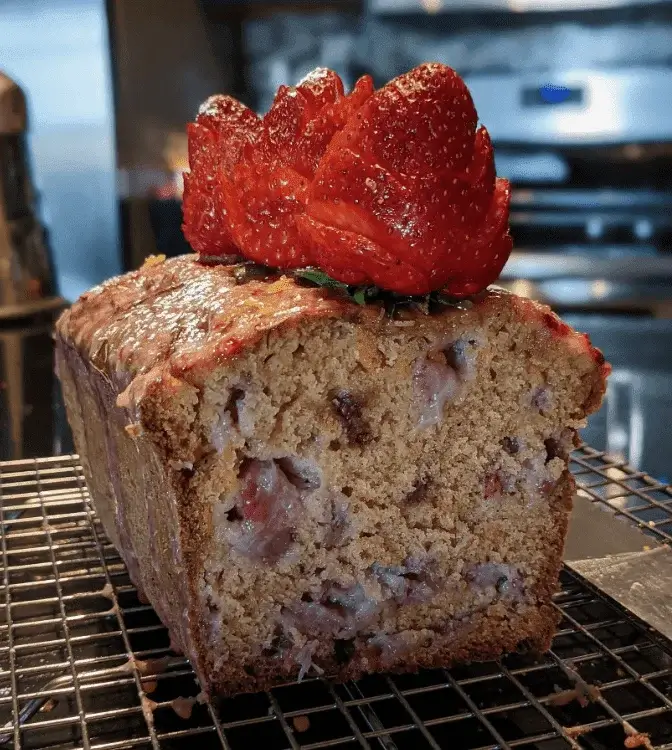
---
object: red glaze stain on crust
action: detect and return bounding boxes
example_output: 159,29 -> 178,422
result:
58,256 -> 610,408
542,311 -> 610,375
542,311 -> 572,337
502,291 -> 610,380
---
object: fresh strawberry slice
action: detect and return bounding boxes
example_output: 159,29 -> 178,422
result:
225,162 -> 312,268
465,127 -> 497,202
182,175 -> 237,256
430,179 -> 513,297
298,215 -> 431,294
335,75 -> 375,122
305,146 -> 457,286
422,126 -> 496,231
183,97 -> 261,256
255,70 -> 371,180
301,64 -> 511,295
303,139 -> 503,293
295,67 -> 345,114
401,176 -> 511,295
337,63 -> 478,178
196,94 -> 253,129
196,94 -> 253,133
196,94 -> 262,173
292,75 -> 374,178
184,63 -> 512,294
307,141 -> 480,276
438,179 -> 513,296
255,86 -> 311,166
255,69 -> 343,166
186,122 -> 217,181
222,71 -> 374,267
308,146 -> 413,246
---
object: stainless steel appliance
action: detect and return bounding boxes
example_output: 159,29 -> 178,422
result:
0,72 -> 66,460
458,66 -> 672,479
469,67 -> 672,309
371,0 -> 671,10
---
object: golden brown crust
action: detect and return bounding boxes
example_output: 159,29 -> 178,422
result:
56,339 -> 210,685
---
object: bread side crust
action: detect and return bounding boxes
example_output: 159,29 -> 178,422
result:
55,337 -> 211,688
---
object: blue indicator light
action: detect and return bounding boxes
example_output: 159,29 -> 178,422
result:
539,84 -> 572,104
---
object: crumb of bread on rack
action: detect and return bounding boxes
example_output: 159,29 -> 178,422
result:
624,731 -> 653,749
292,716 -> 310,733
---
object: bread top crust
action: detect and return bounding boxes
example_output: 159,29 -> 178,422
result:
56,255 -> 610,393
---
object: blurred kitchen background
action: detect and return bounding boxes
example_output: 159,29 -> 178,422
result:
1,0 -> 671,480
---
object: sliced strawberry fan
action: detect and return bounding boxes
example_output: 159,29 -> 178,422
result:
182,63 -> 512,298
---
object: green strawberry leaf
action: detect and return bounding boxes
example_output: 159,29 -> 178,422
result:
293,268 -> 349,291
272,265 -> 473,317
352,288 -> 367,305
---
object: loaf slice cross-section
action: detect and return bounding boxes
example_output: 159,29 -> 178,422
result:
55,255 -> 609,696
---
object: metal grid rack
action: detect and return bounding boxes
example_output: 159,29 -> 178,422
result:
0,449 -> 671,750
570,445 -> 672,547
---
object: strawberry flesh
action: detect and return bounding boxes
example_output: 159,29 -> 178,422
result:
182,97 -> 261,256
182,64 -> 512,296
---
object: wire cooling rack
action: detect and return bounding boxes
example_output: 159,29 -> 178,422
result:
0,450 -> 671,750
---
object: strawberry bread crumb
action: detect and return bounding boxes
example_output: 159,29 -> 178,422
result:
55,255 -> 609,696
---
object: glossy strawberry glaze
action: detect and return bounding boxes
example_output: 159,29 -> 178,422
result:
542,311 -> 611,374
58,257 -> 351,391
505,290 -> 611,379
57,257 -> 609,408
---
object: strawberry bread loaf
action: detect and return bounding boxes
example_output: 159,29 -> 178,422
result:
55,63 -> 609,696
